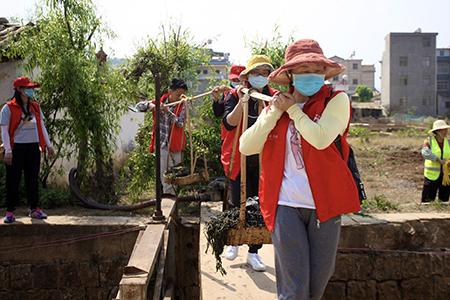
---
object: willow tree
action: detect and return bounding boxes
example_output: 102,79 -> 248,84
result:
4,0 -> 131,200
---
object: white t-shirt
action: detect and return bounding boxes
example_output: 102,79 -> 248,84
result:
0,105 -> 41,143
278,103 -> 316,209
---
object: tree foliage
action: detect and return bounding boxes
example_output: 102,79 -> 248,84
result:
122,24 -> 213,199
4,0 -> 132,200
355,85 -> 374,102
247,25 -> 294,92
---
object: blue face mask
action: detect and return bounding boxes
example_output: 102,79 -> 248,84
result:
292,73 -> 325,96
23,88 -> 35,98
230,81 -> 239,88
248,75 -> 268,89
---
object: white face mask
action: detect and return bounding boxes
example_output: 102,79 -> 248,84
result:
248,75 -> 268,89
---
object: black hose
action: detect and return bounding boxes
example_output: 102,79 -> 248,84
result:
68,168 -> 156,211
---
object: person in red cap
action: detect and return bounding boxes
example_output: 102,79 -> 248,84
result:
1,77 -> 55,223
240,40 -> 360,299
211,64 -> 246,120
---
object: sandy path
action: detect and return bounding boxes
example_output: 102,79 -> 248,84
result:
200,202 -> 277,300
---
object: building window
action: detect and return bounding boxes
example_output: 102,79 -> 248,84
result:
202,69 -> 208,75
399,56 -> 408,67
352,63 -> 358,70
352,79 -> 358,85
440,50 -> 445,56
333,76 -> 339,82
422,56 -> 431,67
438,81 -> 449,90
438,63 -> 450,74
423,74 -> 431,85
400,76 -> 408,86
423,37 -> 431,47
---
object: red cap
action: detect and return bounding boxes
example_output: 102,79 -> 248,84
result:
13,77 -> 41,89
228,65 -> 245,81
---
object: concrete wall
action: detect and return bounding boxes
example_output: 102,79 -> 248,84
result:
0,224 -> 139,299
0,60 -> 20,103
381,35 -> 391,110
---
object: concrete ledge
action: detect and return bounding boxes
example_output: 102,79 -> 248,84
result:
0,215 -> 151,226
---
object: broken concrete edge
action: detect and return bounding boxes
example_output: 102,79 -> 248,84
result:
370,213 -> 450,223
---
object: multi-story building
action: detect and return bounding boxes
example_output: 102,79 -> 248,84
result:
381,30 -> 438,116
437,48 -> 450,114
328,55 -> 375,96
196,50 -> 230,93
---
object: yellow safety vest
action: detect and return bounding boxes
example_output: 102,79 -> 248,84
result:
424,136 -> 450,180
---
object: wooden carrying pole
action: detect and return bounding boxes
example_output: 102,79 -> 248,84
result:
165,90 -> 214,107
241,88 -> 273,103
239,96 -> 250,227
185,103 -> 194,175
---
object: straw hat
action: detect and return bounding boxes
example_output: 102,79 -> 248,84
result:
239,55 -> 274,80
429,120 -> 450,134
269,39 -> 345,85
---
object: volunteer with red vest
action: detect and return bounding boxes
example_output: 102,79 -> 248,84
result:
1,77 -> 54,224
211,64 -> 245,120
221,55 -> 278,272
240,40 -> 360,299
148,78 -> 187,196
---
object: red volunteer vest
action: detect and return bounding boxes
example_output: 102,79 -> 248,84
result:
149,93 -> 186,153
221,87 -> 278,179
6,98 -> 46,151
259,85 -> 360,231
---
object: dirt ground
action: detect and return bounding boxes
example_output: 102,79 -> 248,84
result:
350,131 -> 450,213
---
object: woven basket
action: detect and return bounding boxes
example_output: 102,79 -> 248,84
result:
164,171 -> 206,186
226,226 -> 272,246
225,97 -> 272,246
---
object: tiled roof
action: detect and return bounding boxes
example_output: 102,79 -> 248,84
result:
0,18 -> 34,56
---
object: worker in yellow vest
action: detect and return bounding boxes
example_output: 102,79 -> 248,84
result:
421,120 -> 450,203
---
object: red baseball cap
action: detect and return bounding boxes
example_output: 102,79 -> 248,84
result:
228,65 -> 245,81
13,76 -> 41,89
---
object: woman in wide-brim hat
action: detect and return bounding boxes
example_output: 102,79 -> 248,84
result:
421,119 -> 450,203
240,39 -> 360,299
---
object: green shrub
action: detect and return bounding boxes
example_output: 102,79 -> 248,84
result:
361,194 -> 399,212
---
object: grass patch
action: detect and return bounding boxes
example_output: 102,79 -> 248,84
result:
361,194 -> 399,212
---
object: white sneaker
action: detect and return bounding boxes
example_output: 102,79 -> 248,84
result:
247,253 -> 266,272
224,246 -> 239,261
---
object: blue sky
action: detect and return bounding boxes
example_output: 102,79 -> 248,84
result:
3,0 -> 450,89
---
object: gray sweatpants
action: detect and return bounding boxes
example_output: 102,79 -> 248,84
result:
160,147 -> 182,195
272,206 -> 341,300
